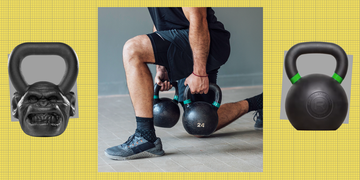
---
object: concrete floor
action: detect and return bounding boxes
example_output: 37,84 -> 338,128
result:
98,86 -> 263,172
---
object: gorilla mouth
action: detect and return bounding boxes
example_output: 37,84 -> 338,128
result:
26,113 -> 62,126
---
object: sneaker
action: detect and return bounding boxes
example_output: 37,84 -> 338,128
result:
104,131 -> 165,160
253,109 -> 263,130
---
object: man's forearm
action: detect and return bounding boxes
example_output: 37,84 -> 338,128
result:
186,9 -> 210,75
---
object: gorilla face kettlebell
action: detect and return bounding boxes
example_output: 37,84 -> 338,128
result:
153,82 -> 180,128
182,83 -> 222,136
8,42 -> 79,137
285,42 -> 348,130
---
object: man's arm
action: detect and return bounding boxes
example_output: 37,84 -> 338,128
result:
155,65 -> 171,91
182,7 -> 210,94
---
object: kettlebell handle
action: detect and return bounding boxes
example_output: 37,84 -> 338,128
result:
285,42 -> 348,84
8,42 -> 79,95
183,83 -> 222,109
154,81 -> 179,103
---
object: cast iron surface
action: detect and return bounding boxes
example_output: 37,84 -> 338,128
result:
284,42 -> 348,130
153,82 -> 180,128
182,83 -> 222,136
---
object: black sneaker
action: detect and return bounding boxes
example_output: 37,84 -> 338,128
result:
253,109 -> 263,130
104,131 -> 165,160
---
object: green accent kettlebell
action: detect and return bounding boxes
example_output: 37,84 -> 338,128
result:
285,42 -> 348,130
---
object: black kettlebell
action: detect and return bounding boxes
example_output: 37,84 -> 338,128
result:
8,42 -> 78,137
285,42 -> 348,130
182,83 -> 222,136
153,82 -> 180,128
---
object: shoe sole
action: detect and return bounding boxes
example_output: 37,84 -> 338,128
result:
104,150 -> 165,161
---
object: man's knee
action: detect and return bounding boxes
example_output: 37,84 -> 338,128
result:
123,35 -> 155,64
123,37 -> 141,63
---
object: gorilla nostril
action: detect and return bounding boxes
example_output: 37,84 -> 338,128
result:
39,100 -> 48,106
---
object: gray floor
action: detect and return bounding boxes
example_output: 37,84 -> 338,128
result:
98,86 -> 263,172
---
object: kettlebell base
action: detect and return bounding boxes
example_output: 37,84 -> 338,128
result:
291,126 -> 341,131
289,118 -> 345,131
154,123 -> 178,128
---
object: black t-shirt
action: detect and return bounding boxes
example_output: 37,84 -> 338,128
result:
148,7 -> 229,32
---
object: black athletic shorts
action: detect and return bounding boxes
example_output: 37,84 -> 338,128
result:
147,29 -> 223,105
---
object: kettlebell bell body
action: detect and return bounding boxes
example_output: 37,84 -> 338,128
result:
284,42 -> 348,130
153,82 -> 180,128
182,83 -> 222,136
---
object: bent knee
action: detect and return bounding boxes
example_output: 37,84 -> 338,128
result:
122,35 -> 151,64
123,37 -> 141,60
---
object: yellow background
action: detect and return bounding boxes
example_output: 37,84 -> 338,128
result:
0,0 -> 359,179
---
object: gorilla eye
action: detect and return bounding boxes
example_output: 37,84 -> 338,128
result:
28,95 -> 39,103
48,96 -> 59,102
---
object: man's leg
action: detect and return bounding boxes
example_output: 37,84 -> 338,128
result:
215,93 -> 263,132
123,35 -> 155,118
216,100 -> 249,131
105,35 -> 164,160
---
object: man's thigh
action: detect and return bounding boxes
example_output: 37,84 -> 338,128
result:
149,30 -> 194,81
147,32 -> 172,68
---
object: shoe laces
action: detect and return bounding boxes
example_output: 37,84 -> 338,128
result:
122,131 -> 144,148
123,134 -> 136,146
253,110 -> 262,121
